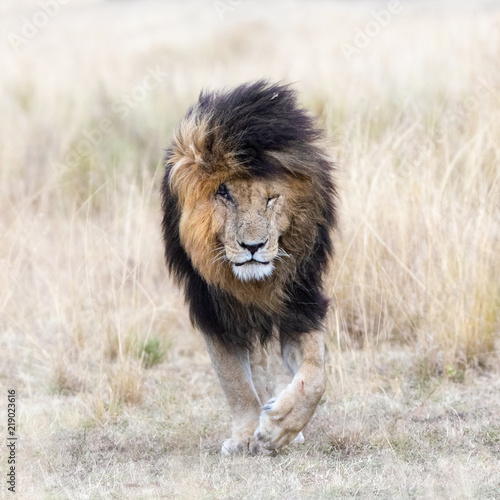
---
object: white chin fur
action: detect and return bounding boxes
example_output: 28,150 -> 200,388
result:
232,262 -> 275,281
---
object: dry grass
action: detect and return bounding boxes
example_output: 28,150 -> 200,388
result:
1,0 -> 499,498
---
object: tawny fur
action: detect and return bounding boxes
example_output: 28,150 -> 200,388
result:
161,81 -> 337,454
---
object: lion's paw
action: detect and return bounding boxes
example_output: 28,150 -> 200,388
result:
248,436 -> 277,456
255,413 -> 301,450
221,438 -> 247,456
254,393 -> 313,450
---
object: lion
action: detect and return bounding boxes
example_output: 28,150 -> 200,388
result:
160,81 -> 337,455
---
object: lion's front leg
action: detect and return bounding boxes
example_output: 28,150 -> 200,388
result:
203,335 -> 261,456
254,330 -> 326,450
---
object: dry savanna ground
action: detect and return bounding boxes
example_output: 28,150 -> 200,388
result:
1,0 -> 499,498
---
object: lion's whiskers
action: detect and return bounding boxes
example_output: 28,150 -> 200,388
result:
209,245 -> 226,255
277,247 -> 291,258
211,249 -> 229,264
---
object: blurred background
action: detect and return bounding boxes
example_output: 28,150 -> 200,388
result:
1,0 -> 499,497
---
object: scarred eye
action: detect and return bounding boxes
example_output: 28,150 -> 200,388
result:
216,183 -> 232,201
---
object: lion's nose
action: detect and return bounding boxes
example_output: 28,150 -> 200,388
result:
238,240 -> 267,255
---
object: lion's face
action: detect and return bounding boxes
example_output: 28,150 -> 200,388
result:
212,178 -> 290,282
166,81 -> 332,300
175,163 -> 316,299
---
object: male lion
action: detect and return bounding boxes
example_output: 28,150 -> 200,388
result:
161,81 -> 337,455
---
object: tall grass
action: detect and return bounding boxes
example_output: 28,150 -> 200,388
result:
1,0 -> 499,424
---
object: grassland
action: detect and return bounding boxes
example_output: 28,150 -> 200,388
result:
1,0 -> 499,498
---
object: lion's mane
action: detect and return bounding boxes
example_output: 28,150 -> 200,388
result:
161,81 -> 337,351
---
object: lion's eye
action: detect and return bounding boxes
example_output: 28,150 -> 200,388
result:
216,183 -> 232,201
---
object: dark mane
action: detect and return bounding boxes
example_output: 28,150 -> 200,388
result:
198,81 -> 323,178
160,80 -> 337,351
